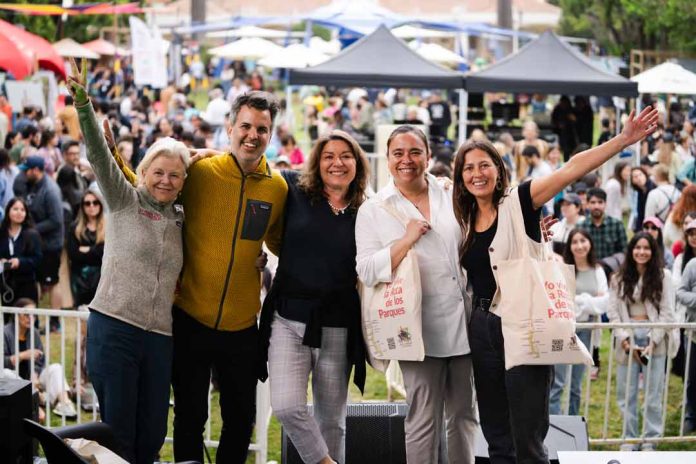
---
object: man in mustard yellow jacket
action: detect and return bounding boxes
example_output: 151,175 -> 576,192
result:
172,91 -> 287,464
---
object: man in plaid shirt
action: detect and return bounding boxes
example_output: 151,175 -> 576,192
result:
579,187 -> 627,259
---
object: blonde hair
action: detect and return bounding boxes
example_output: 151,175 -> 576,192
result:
136,137 -> 191,186
75,189 -> 105,245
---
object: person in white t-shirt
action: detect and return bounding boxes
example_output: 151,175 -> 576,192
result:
521,145 -> 554,214
645,164 -> 681,223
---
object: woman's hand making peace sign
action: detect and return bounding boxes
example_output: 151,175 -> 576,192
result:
66,57 -> 90,106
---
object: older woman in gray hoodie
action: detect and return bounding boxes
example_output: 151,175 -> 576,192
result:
68,58 -> 190,463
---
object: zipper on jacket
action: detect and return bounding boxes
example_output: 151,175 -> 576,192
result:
214,174 -> 246,329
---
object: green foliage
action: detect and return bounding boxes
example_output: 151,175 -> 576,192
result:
554,0 -> 696,54
0,0 -> 134,43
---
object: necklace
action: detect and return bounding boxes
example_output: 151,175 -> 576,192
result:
327,199 -> 349,215
402,184 -> 429,212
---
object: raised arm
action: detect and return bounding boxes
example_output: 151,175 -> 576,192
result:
529,106 -> 658,209
67,58 -> 134,212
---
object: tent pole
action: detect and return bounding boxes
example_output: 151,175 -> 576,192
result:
286,84 -> 293,132
634,97 -> 642,166
458,89 -> 468,147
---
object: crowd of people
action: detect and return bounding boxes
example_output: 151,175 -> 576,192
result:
2,53 -> 696,464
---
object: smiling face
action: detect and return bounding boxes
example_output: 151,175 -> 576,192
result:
8,200 -> 27,226
319,139 -> 357,193
228,105 -> 272,173
632,237 -> 653,268
461,148 -> 500,200
570,233 -> 591,261
387,132 -> 430,187
143,154 -> 186,203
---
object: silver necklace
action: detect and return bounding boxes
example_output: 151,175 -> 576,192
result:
327,199 -> 349,215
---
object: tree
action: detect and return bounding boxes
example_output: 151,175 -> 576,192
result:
549,0 -> 696,54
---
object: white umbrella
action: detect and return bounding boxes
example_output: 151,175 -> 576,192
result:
53,38 -> 100,59
258,43 -> 329,69
309,36 -> 341,55
209,37 -> 282,60
409,42 -> 465,65
631,61 -> 696,95
208,25 -> 300,39
391,25 -> 453,39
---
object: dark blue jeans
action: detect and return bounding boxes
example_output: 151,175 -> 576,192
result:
470,305 -> 553,464
86,310 -> 173,464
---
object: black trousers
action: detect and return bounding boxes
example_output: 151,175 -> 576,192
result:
470,305 -> 553,464
171,307 -> 259,464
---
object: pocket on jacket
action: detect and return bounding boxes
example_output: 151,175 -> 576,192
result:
241,199 -> 272,241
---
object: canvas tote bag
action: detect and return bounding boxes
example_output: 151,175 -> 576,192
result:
497,199 -> 593,370
360,202 -> 425,369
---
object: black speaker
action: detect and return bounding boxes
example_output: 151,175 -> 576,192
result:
282,402 -> 409,464
0,378 -> 33,464
473,415 -> 589,463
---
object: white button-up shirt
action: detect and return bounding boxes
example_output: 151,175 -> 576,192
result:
355,174 -> 471,357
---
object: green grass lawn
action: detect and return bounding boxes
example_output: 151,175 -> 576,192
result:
33,316 -> 695,463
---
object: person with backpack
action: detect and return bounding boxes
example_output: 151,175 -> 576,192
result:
645,165 -> 681,224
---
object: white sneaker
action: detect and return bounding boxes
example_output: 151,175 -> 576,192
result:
640,442 -> 656,451
620,443 -> 637,451
53,400 -> 77,418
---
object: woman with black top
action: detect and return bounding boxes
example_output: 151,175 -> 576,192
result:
67,189 -> 105,307
259,130 -> 370,464
452,105 -> 658,464
0,197 -> 42,306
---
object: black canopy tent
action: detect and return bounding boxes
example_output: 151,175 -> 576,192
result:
464,30 -> 638,97
289,25 -> 465,89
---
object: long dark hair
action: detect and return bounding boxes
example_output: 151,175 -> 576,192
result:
297,129 -> 369,211
615,232 -> 664,310
1,197 -> 35,232
563,228 -> 598,271
453,140 -> 510,263
612,161 -> 629,196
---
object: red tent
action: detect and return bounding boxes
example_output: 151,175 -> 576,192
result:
0,19 -> 66,79
0,26 -> 34,80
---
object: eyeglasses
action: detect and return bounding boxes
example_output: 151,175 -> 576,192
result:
643,225 -> 659,231
83,201 -> 101,207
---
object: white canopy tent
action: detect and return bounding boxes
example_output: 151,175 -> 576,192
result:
631,62 -> 696,95
391,25 -> 454,39
409,41 -> 465,66
207,25 -> 302,39
309,36 -> 341,55
258,43 -> 329,69
53,38 -> 99,59
209,37 -> 283,60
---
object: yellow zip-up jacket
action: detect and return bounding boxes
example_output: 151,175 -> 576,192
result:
174,153 -> 287,331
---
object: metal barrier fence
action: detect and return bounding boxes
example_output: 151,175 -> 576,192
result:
385,321 -> 696,449
0,306 -> 271,464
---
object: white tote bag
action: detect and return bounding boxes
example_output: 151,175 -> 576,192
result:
497,203 -> 593,370
360,203 -> 425,366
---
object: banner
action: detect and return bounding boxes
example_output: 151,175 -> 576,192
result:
129,17 -> 167,89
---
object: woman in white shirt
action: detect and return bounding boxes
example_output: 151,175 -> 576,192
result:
549,228 -> 607,416
603,161 -> 631,221
355,126 -> 477,463
608,232 -> 676,451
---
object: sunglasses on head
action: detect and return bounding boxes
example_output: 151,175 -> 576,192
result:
83,200 -> 101,207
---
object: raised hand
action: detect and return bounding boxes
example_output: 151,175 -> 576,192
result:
620,105 -> 659,147
67,57 -> 89,106
103,119 -> 116,151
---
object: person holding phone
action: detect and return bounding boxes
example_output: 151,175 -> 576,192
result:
607,232 -> 676,451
